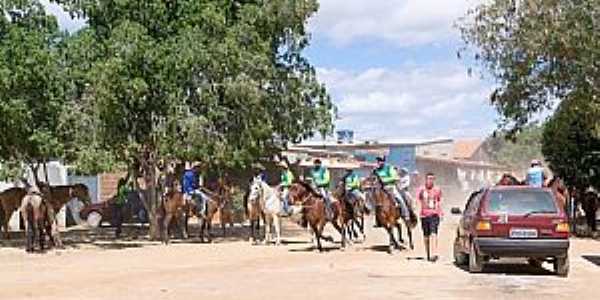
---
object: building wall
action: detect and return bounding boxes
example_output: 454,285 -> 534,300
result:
416,141 -> 454,158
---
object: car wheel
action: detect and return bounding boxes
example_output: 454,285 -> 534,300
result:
87,211 -> 103,228
554,254 -> 569,277
453,236 -> 468,266
468,241 -> 484,273
528,258 -> 543,268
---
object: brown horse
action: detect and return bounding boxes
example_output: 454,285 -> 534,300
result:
0,187 -> 27,239
244,179 -> 263,243
19,186 -> 57,252
159,190 -> 189,244
332,183 -> 367,242
363,176 -> 417,253
497,173 -> 524,186
187,188 -> 225,243
546,176 -> 570,211
287,182 -> 349,251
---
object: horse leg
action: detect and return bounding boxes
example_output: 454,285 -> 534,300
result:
396,222 -> 405,245
312,225 -> 323,252
206,221 -> 213,243
273,215 -> 281,246
359,215 -> 366,240
24,209 -> 33,252
38,218 -> 45,252
264,216 -> 272,245
386,225 -> 400,254
407,224 -> 414,250
162,214 -> 172,245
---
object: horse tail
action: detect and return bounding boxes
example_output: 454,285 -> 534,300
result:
0,203 -> 5,228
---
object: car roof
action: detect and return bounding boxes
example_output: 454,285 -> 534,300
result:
487,185 -> 553,192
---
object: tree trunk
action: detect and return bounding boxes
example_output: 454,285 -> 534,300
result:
140,148 -> 161,240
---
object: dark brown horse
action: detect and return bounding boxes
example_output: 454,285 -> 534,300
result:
332,183 -> 367,242
363,176 -> 417,253
187,188 -> 226,243
287,182 -> 349,251
159,190 -> 189,244
497,173 -> 524,186
0,187 -> 27,239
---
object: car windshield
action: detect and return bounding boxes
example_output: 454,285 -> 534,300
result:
487,190 -> 557,215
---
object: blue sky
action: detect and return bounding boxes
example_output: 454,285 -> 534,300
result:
44,0 -> 497,140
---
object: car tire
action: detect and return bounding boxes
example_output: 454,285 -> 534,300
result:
554,254 -> 569,277
453,236 -> 468,266
87,211 -> 103,229
468,241 -> 484,273
528,258 -> 543,268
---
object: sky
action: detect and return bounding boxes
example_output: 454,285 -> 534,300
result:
43,0 -> 497,141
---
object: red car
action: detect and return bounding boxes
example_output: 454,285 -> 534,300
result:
453,186 -> 570,276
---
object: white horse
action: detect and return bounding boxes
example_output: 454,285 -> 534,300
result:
248,176 -> 284,245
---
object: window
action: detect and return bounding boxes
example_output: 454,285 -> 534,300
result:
487,190 -> 557,215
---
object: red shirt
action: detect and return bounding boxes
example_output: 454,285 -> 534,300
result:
416,186 -> 442,217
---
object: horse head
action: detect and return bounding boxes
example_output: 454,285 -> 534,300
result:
288,181 -> 317,205
248,176 -> 264,204
71,183 -> 92,205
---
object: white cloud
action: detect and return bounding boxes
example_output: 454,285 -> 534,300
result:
318,63 -> 497,139
310,0 -> 483,47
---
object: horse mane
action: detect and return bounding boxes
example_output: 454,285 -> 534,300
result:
295,181 -> 322,198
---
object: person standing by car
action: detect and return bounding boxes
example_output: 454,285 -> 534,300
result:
526,159 -> 547,187
417,172 -> 443,262
113,175 -> 131,238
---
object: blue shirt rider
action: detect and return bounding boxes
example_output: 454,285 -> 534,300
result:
310,159 -> 333,218
182,164 -> 208,216
526,159 -> 546,188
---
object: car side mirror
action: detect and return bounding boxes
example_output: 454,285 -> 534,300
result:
451,207 -> 462,215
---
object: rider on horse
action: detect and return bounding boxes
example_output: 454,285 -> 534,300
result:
182,163 -> 209,217
280,158 -> 294,215
342,168 -> 364,204
526,159 -> 547,188
374,156 -> 410,221
310,159 -> 333,218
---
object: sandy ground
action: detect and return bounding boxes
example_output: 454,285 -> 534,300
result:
1,213 -> 599,300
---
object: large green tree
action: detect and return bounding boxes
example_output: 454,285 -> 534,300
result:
56,0 -> 334,238
484,125 -> 544,172
543,91 -> 600,190
459,0 -> 600,133
0,1 -> 68,182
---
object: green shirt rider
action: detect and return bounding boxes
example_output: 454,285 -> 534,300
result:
374,156 -> 409,220
343,168 -> 365,205
310,159 -> 333,218
280,158 -> 295,215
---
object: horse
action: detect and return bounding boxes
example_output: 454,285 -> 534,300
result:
186,188 -> 226,243
19,186 -> 55,252
287,182 -> 349,252
363,176 -> 417,253
546,176 -> 570,212
0,187 -> 27,239
244,180 -> 263,243
497,173 -> 524,186
247,176 -> 290,245
332,182 -> 367,242
159,190 -> 189,244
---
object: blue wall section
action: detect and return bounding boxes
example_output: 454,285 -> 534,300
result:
68,175 -> 100,203
388,145 -> 417,172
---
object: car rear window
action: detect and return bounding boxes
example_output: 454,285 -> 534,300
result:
487,190 -> 557,215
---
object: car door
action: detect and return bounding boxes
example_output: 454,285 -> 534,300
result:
462,189 -> 484,249
458,190 -> 482,249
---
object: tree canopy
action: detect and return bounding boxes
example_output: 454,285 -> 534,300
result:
459,0 -> 600,134
484,125 -> 544,172
0,1 -> 67,181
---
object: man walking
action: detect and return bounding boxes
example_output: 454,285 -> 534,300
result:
417,173 -> 442,262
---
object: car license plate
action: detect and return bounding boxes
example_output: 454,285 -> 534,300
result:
510,228 -> 538,239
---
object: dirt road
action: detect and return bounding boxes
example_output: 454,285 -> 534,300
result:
1,214 -> 599,300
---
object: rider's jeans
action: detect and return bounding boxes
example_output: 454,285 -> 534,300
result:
186,190 -> 207,214
318,187 -> 332,211
281,188 -> 290,212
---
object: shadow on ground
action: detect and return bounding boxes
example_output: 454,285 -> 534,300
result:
582,255 -> 600,267
454,260 -> 556,276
